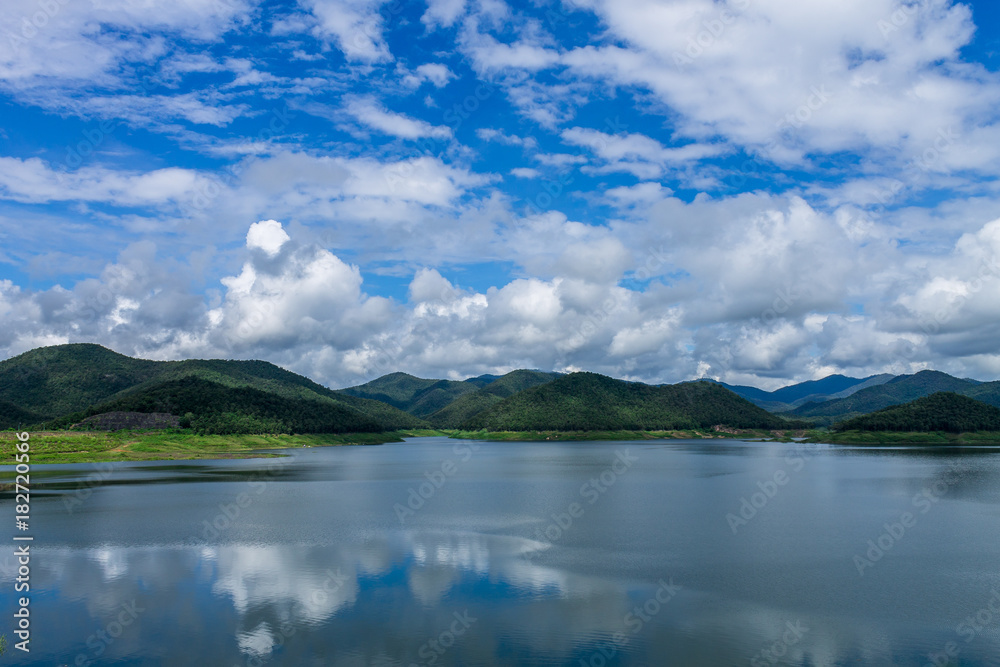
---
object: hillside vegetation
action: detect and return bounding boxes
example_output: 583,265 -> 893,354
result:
427,370 -> 559,427
787,370 -> 977,424
0,344 -> 424,431
463,372 -> 807,432
340,372 -> 487,417
45,377 -> 385,435
833,392 -> 1000,433
962,381 -> 1000,409
711,373 -> 893,411
0,400 -> 45,430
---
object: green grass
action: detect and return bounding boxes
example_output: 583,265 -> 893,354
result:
0,429 -> 427,467
807,430 -> 1000,445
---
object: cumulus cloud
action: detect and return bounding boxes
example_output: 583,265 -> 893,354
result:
2,0 -> 1000,390
246,220 -> 291,257
1,210 -> 999,387
413,63 -> 456,88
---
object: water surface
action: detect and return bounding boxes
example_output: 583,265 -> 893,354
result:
3,438 -> 1000,665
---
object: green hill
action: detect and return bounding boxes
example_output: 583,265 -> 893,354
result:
787,370 -> 976,425
0,344 -> 161,418
0,344 -> 424,431
340,372 -> 484,417
46,376 -> 384,435
711,373 -> 896,412
427,370 -> 560,427
0,399 -> 45,430
962,381 -> 1000,409
833,392 -> 1000,433
463,372 -> 805,431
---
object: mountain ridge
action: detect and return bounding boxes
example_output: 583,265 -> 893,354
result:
463,372 -> 809,432
0,344 -> 424,431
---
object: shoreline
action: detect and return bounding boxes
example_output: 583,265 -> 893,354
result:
0,430 -> 444,467
4,427 -> 1000,469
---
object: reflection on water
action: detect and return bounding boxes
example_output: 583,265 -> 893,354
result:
3,438 -> 1000,666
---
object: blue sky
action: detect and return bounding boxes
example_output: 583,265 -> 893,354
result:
2,0 -> 1000,389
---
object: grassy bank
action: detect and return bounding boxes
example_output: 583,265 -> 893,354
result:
806,430 -> 1000,445
0,429 -> 447,466
446,428 -> 806,441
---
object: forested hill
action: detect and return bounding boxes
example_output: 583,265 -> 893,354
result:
339,372 -> 491,417
786,370 -> 979,424
833,392 -> 1000,433
46,376 -> 385,435
463,372 -> 807,432
0,344 -> 423,431
425,370 -> 560,427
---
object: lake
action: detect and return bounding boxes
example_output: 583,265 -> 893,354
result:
3,437 -> 1000,666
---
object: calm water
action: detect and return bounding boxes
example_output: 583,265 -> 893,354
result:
3,437 -> 1000,666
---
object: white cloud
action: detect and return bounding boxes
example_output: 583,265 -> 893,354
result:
0,0 -> 250,93
560,0 -> 1000,173
2,208 -> 1000,387
414,63 -> 456,88
246,220 -> 291,257
300,0 -> 394,63
0,157 -> 208,206
345,96 -> 453,139
477,128 -> 538,149
422,0 -> 467,28
460,24 -> 560,74
561,127 -> 726,177
510,167 -> 540,179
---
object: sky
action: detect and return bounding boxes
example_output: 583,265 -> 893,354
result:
1,0 -> 1000,390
